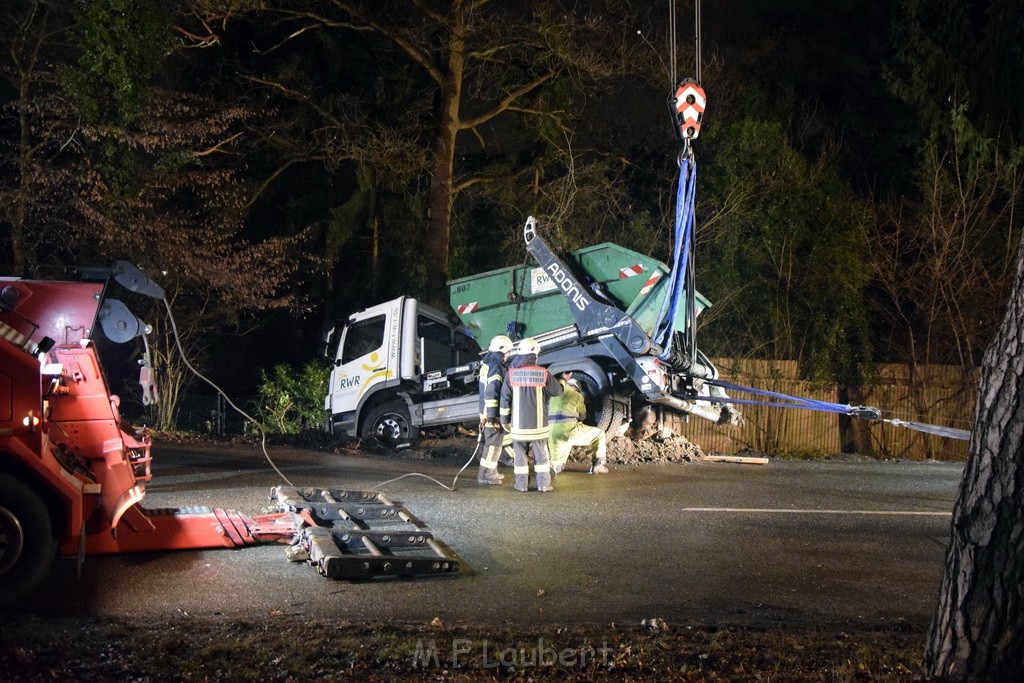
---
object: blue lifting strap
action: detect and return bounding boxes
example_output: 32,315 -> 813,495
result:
653,155 -> 697,359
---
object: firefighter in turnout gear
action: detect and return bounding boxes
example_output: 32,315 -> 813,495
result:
548,373 -> 609,475
499,338 -> 564,492
477,335 -> 515,485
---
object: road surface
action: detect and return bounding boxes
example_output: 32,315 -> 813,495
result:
22,441 -> 962,630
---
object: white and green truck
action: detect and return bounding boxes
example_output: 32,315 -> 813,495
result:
323,218 -> 737,445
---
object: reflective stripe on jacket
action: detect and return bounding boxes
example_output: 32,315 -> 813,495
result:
500,357 -> 563,441
478,351 -> 506,421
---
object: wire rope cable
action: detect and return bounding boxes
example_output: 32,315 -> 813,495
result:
369,439 -> 483,492
668,0 -> 677,89
694,0 -> 702,82
668,0 -> 702,86
160,297 -> 294,486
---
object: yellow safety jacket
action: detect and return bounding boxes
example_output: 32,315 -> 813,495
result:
549,383 -> 586,440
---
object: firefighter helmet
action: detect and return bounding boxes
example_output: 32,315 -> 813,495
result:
488,335 -> 514,353
516,337 -> 540,356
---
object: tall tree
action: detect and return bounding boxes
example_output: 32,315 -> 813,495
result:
0,0 -> 71,276
262,0 -> 641,304
0,0 -> 313,423
887,1 -> 1024,676
697,117 -> 873,386
889,0 -> 1024,147
925,232 -> 1024,681
61,89 -> 312,429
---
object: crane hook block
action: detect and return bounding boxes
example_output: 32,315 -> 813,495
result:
668,79 -> 706,141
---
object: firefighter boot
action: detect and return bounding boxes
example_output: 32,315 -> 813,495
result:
477,466 -> 504,485
534,442 -> 553,492
536,465 -> 553,492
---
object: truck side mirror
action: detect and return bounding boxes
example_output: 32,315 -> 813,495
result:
319,319 -> 348,361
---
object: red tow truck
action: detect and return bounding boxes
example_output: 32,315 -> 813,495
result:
0,264 -> 458,603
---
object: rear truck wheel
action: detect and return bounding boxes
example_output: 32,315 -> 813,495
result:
0,474 -> 57,606
597,394 -> 631,438
569,372 -> 629,438
361,402 -> 416,447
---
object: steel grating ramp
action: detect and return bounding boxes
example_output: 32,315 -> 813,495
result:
272,486 -> 460,580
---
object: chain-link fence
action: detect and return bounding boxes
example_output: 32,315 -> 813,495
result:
121,393 -> 259,436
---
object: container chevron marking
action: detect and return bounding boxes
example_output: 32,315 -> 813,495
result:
457,302 -> 479,314
639,272 -> 662,297
618,264 -> 645,279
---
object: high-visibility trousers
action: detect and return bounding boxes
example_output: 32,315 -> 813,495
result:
478,424 -> 511,482
512,439 -> 551,491
549,422 -> 607,471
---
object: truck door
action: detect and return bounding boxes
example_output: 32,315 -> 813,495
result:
329,313 -> 389,420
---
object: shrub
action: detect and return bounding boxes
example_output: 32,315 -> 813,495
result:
254,362 -> 329,433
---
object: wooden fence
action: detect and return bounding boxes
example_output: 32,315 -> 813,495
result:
681,359 -> 977,461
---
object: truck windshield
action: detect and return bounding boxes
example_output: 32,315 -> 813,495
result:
341,315 -> 385,364
417,315 -> 451,373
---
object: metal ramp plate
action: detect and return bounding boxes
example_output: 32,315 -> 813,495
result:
272,486 -> 460,580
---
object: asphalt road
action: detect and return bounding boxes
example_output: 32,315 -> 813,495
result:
22,442 -> 963,630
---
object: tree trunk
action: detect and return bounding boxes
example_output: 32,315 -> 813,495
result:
423,4 -> 465,308
425,97 -> 457,305
11,59 -> 33,276
925,238 -> 1024,681
838,386 -> 872,456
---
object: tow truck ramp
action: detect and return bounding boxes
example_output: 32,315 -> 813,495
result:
272,486 -> 461,580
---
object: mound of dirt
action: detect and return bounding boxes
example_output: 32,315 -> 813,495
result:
343,431 -> 707,466
266,429 -> 361,452
404,432 -> 706,467
605,435 -> 704,465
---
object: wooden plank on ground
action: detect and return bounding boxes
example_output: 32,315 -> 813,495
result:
702,455 -> 769,465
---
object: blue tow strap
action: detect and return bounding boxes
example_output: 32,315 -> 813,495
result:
704,378 -> 972,441
876,419 -> 971,441
653,155 -> 697,360
705,378 -> 870,415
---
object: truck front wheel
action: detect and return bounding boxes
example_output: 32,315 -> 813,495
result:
361,402 -> 416,447
0,474 -> 57,605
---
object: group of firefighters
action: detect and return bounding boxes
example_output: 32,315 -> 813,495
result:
476,334 -> 609,492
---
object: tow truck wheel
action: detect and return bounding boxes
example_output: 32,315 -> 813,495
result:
0,474 -> 57,605
361,402 -> 416,446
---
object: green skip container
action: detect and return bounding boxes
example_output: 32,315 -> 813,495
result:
448,242 -> 711,346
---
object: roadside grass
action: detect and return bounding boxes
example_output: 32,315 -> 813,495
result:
1,615 -> 925,681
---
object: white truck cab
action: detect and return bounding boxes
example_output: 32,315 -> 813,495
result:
324,297 -> 481,444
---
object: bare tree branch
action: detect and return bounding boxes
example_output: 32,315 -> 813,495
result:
458,70 -> 555,130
